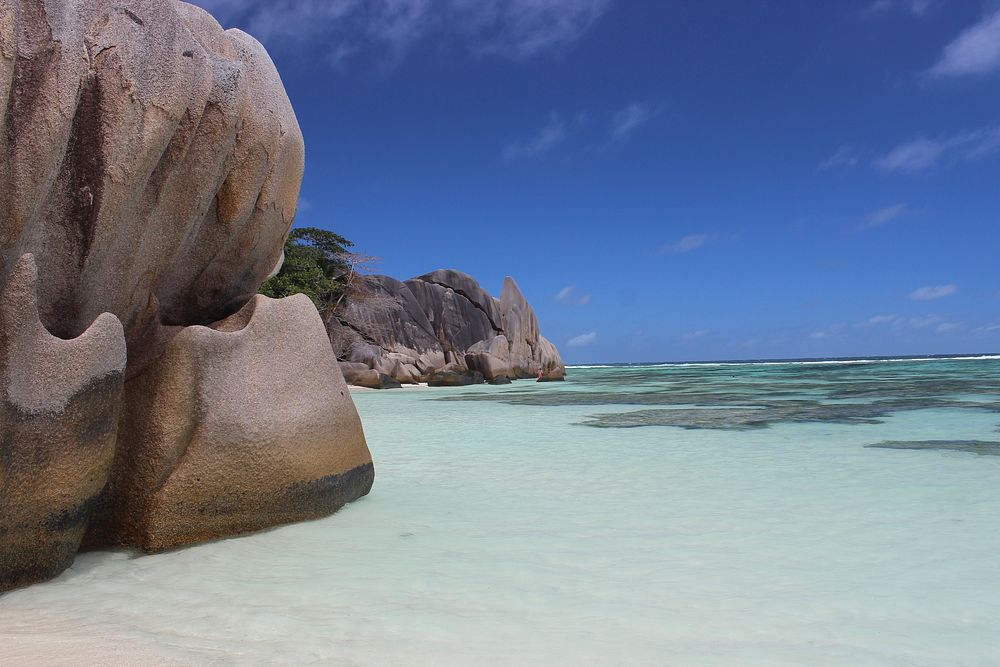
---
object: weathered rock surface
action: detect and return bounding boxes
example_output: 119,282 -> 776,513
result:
338,361 -> 403,390
427,367 -> 486,387
329,269 -> 566,385
84,294 -> 373,552
0,255 -> 126,592
1,0 -> 372,592
0,0 -> 302,376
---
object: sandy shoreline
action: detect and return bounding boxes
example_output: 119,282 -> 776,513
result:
0,608 -> 187,666
347,381 -> 431,392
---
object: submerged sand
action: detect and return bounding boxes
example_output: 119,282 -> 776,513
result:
1,608 -> 186,666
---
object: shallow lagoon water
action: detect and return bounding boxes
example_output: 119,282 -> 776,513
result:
3,358 -> 1000,665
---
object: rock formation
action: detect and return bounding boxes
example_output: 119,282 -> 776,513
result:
82,294 -> 373,553
330,270 -> 566,386
0,255 -> 126,592
1,0 -> 372,592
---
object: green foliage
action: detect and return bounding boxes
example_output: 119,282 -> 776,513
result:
259,227 -> 355,313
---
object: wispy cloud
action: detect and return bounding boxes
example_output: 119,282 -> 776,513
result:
928,9 -> 1000,78
610,102 -> 660,142
863,0 -> 938,18
855,314 -> 959,332
874,126 -> 1000,173
856,314 -> 900,328
909,314 -> 943,328
191,0 -> 612,68
555,285 -> 592,305
503,113 -> 569,160
660,233 -> 712,254
567,331 -> 597,347
810,324 -> 844,340
454,0 -> 613,61
859,203 -> 906,230
818,145 -> 861,171
681,330 -> 709,342
909,284 -> 958,301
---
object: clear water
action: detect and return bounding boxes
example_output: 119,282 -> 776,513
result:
3,357 -> 1000,666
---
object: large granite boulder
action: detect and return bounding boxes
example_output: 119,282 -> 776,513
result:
332,269 -> 566,385
0,255 -> 126,592
427,366 -> 485,387
0,0 -> 302,375
465,335 -> 513,380
328,275 -> 446,379
406,278 -> 499,362
338,361 -> 403,390
83,294 -> 373,552
1,0 -> 372,592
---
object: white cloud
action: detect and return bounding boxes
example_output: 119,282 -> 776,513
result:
863,0 -> 938,18
660,233 -> 711,254
874,126 -> 1000,173
191,0 -> 612,68
928,9 -> 1000,78
567,331 -> 597,347
554,285 -> 592,305
909,284 -> 958,301
909,314 -> 943,328
818,145 -> 861,170
610,102 -> 660,142
503,113 -> 567,159
860,203 -> 906,230
681,330 -> 709,342
856,314 -> 968,333
857,314 -> 900,328
454,0 -> 612,61
874,137 -> 947,173
810,325 -> 844,340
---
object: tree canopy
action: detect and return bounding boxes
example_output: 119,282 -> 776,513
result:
259,227 -> 355,315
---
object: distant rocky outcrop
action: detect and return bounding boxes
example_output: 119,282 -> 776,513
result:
1,0 -> 372,592
329,270 -> 565,386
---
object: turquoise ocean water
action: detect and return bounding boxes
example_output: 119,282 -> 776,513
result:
2,356 -> 1000,665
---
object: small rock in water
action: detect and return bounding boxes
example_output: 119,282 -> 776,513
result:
866,440 -> 1000,456
427,369 -> 485,387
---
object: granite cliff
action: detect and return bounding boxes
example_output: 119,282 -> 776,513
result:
329,270 -> 566,387
0,0 -> 372,592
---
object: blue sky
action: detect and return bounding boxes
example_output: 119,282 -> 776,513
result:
193,0 -> 1000,363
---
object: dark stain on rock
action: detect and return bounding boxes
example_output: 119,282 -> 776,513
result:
131,462 -> 376,553
2,0 -> 56,147
64,71 -> 105,266
43,493 -> 101,532
123,8 -> 145,26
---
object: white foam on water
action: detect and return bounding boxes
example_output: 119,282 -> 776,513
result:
2,372 -> 1000,665
569,354 -> 1000,370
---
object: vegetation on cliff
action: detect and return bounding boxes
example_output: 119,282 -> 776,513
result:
260,227 -> 363,318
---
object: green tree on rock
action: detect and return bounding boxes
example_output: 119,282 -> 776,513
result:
260,227 -> 373,322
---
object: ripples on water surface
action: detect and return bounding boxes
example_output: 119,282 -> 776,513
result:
3,356 -> 1000,665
